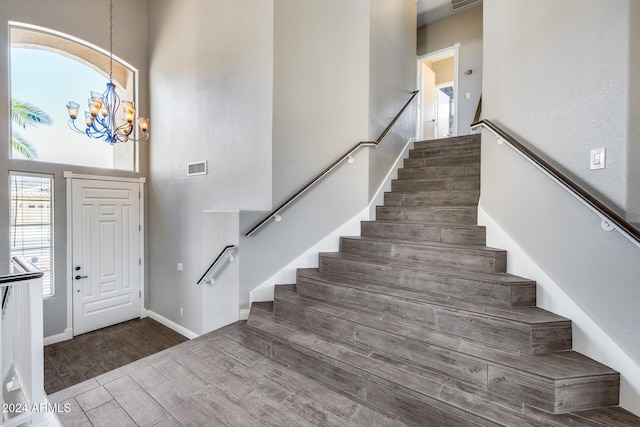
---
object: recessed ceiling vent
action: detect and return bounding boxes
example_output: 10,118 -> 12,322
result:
449,0 -> 482,12
187,160 -> 207,176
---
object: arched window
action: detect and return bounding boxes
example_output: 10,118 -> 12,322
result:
10,23 -> 139,171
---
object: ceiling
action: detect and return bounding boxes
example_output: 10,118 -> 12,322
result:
416,0 -> 482,27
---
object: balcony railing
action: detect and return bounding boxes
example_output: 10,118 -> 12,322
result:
1,257 -> 44,427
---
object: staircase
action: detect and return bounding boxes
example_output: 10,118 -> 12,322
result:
245,134 -> 640,426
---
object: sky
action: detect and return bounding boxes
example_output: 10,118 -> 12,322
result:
11,48 -> 116,169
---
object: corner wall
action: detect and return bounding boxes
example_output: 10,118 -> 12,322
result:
147,0 -> 273,334
239,0 -> 417,308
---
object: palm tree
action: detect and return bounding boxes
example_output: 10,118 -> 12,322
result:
11,98 -> 53,159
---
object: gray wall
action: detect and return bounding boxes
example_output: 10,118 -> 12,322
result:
147,0 -> 273,333
482,0 -> 640,363
417,5 -> 482,135
0,0 -> 149,338
368,0 -> 418,199
239,0 -> 417,308
629,0 -> 640,221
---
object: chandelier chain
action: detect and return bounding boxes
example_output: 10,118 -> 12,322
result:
109,0 -> 113,81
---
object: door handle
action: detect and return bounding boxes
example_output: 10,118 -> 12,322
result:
75,275 -> 88,280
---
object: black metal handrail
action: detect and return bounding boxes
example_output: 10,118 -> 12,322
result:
472,119 -> 640,245
197,245 -> 236,285
245,90 -> 419,236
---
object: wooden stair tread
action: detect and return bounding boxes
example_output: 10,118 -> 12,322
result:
413,134 -> 480,150
298,268 -> 567,326
319,252 -> 530,285
341,235 -> 504,252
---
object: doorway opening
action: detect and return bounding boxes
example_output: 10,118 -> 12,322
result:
417,44 -> 459,141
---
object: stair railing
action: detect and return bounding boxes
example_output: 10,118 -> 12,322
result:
245,90 -> 419,237
1,257 -> 44,427
197,245 -> 236,285
472,119 -> 640,248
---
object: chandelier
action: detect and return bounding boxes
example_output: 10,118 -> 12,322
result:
66,0 -> 148,144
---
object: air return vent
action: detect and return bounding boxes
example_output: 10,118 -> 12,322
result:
187,160 -> 207,176
449,0 -> 482,12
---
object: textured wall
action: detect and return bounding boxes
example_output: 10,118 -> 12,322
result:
147,0 -> 273,333
482,0 -> 640,364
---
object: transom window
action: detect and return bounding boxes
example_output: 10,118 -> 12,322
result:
9,24 -> 138,171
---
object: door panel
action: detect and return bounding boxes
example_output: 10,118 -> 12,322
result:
421,63 -> 437,140
72,179 -> 141,336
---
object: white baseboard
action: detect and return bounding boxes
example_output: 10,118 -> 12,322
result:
146,310 -> 199,339
239,308 -> 250,321
44,328 -> 73,346
478,207 -> 640,416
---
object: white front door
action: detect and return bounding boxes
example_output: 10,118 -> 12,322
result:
71,178 -> 142,336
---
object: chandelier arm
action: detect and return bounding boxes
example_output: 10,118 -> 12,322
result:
65,1 -> 149,144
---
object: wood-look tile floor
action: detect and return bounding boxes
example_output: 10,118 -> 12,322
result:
45,317 -> 189,394
47,321 -> 408,426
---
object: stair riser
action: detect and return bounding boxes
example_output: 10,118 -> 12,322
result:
409,145 -> 480,159
246,319 -> 591,424
295,277 -> 569,354
244,325 -> 477,427
339,238 -> 507,274
318,255 -> 537,308
376,207 -> 478,225
398,163 -> 479,180
391,177 -> 479,192
488,367 -> 620,414
274,296 -> 489,387
413,135 -> 480,150
404,154 -> 480,169
384,191 -> 479,207
360,222 -> 486,245
295,279 -> 437,324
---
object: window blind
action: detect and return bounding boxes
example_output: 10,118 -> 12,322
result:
9,173 -> 54,298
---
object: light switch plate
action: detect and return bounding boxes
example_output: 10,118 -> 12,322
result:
590,147 -> 606,170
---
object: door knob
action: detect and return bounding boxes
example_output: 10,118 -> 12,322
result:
75,266 -> 81,271
75,275 -> 88,280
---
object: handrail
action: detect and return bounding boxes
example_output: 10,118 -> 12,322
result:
472,119 -> 640,247
245,90 -> 419,236
197,245 -> 236,285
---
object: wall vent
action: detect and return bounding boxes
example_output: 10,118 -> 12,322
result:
449,0 -> 482,12
187,160 -> 207,176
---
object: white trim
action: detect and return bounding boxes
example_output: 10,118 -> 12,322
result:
249,138 -> 414,303
478,207 -> 640,417
43,328 -> 73,346
239,309 -> 250,321
63,171 -> 146,183
146,310 -> 199,340
417,43 -> 460,140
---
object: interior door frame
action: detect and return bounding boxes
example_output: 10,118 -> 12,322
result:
64,172 -> 146,336
417,43 -> 460,140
